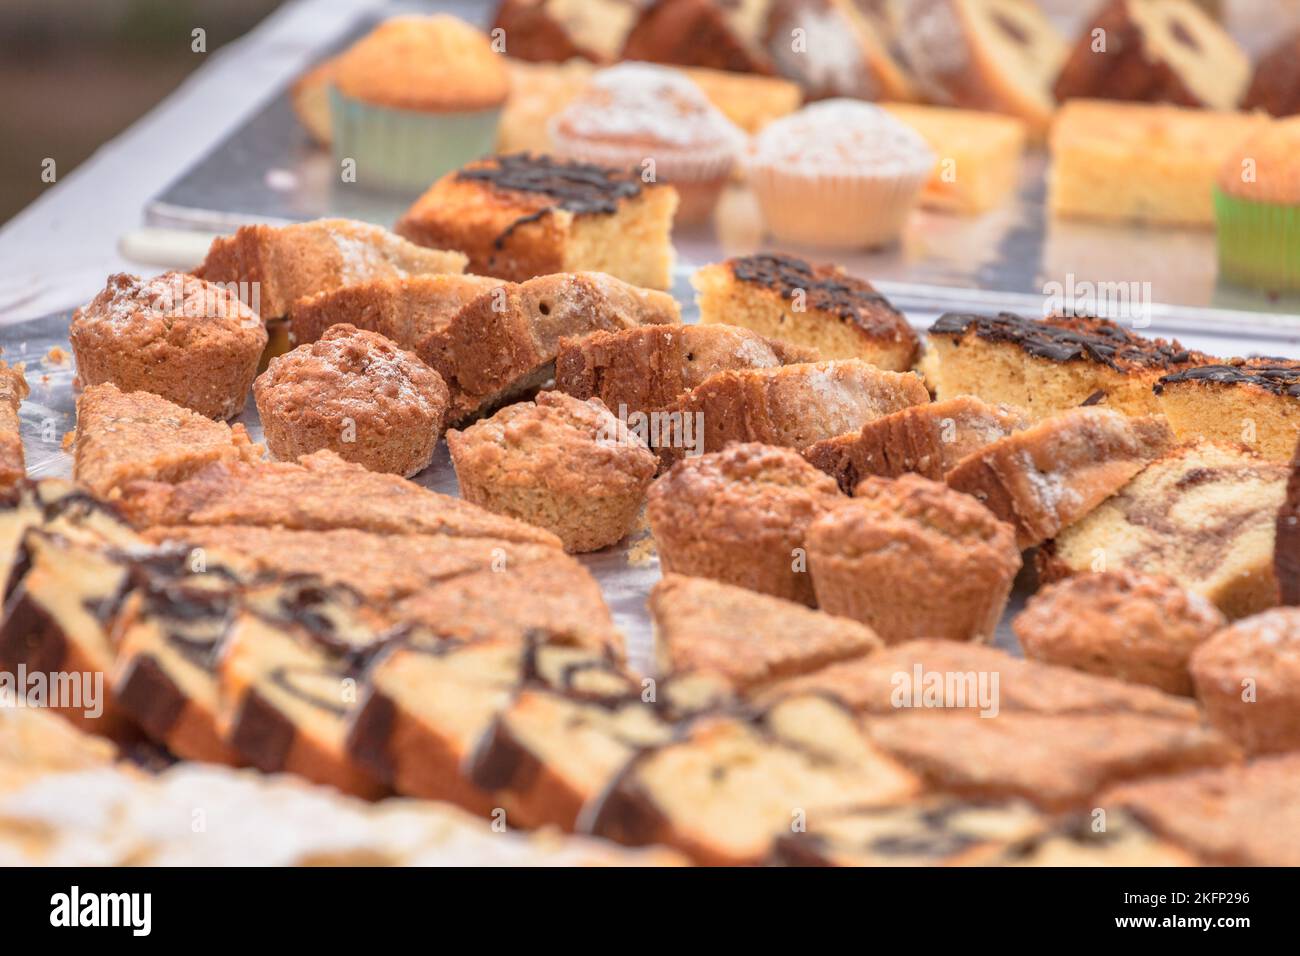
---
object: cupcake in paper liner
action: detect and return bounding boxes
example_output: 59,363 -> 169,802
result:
745,99 -> 935,250
1214,117 -> 1300,294
547,62 -> 748,226
329,15 -> 509,194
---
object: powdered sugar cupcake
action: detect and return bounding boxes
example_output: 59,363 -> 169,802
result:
746,99 -> 935,249
548,62 -> 747,226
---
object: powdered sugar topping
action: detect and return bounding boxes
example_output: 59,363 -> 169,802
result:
748,99 -> 935,177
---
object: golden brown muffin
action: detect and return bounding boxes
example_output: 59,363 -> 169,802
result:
1041,441 -> 1288,620
648,573 -> 882,690
253,324 -> 449,478
1189,609 -> 1300,756
290,56 -> 338,146
645,442 -> 843,606
395,153 -> 678,290
0,361 -> 28,494
693,254 -> 919,370
1013,570 -> 1226,696
194,218 -> 467,320
803,395 -> 1029,493
945,407 -> 1176,550
807,474 -> 1020,643
447,391 -> 657,553
73,383 -> 263,498
70,272 -> 267,420
1154,359 -> 1300,461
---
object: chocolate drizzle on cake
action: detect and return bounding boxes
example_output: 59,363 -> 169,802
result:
931,312 -> 1196,371
458,154 -> 643,249
731,253 -> 901,327
1155,363 -> 1300,397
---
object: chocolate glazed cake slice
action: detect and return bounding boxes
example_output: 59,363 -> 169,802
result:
1155,359 -> 1300,462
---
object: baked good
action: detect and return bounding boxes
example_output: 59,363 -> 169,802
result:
692,254 -> 919,370
1014,570 -> 1226,696
1041,441 -> 1288,620
1052,0 -> 1249,111
1242,29 -> 1300,117
0,481 -> 141,585
945,407 -> 1176,549
448,391 -> 656,552
677,360 -> 930,456
69,272 -> 267,420
756,637 -> 1202,720
118,449 -> 563,548
72,383 -> 263,498
586,693 -> 919,865
395,153 -> 678,290
879,102 -> 1027,214
680,67 -> 801,134
254,324 -> 449,478
923,311 -> 1209,420
620,0 -> 776,76
1189,609 -> 1300,755
290,56 -> 336,146
0,361 -> 27,494
981,810 -> 1197,866
194,218 -> 467,320
745,100 -> 935,249
416,271 -> 679,423
1101,754 -> 1300,866
842,0 -> 922,101
895,0 -> 1067,135
287,274 -> 503,349
548,63 -> 746,224
1155,360 -> 1300,462
864,709 -> 1238,811
645,442 -> 843,605
0,707 -> 117,795
1277,438 -> 1300,605
1212,120 -> 1300,294
329,15 -> 509,191
1047,100 -> 1269,226
807,474 -> 1020,643
498,58 -> 596,154
802,395 -> 1029,493
492,0 -> 646,64
649,573 -> 882,689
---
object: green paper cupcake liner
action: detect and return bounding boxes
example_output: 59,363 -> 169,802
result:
1214,186 -> 1300,293
329,88 -> 501,194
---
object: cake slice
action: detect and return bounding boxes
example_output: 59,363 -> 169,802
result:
584,694 -> 921,865
1052,0 -> 1250,112
492,0 -> 643,63
1154,360 -> 1300,461
619,0 -> 775,76
923,312 -> 1209,419
692,254 -> 919,370
676,360 -> 930,456
117,449 -> 563,548
981,811 -> 1198,866
395,153 -> 678,290
0,361 -> 28,495
416,271 -> 680,423
193,218 -> 468,320
648,574 -> 882,690
1040,441 -> 1288,620
1243,29 -> 1300,117
802,396 -> 1030,493
72,383 -> 263,499
945,407 -> 1175,549
287,274 -> 504,348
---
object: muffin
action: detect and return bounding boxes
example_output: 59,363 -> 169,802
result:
1190,609 -> 1300,755
1013,571 -> 1227,696
1213,118 -> 1300,293
329,16 -> 510,192
447,391 -> 656,553
253,324 -> 450,477
645,442 -> 843,606
70,272 -> 266,420
807,474 -> 1020,644
745,99 -> 934,249
548,62 -> 746,225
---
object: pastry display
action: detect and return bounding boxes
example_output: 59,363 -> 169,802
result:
645,442 -> 843,605
1041,441 -> 1288,620
807,474 -> 1021,643
70,272 -> 267,420
1014,570 -> 1226,695
1155,358 -> 1300,460
0,361 -> 28,494
447,391 -> 657,552
254,324 -> 450,477
692,253 -> 919,370
396,153 -> 678,289
1212,119 -> 1300,293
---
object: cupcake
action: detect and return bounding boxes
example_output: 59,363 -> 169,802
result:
547,62 -> 747,226
745,99 -> 935,249
807,474 -> 1020,644
329,16 -> 509,193
1214,117 -> 1300,293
